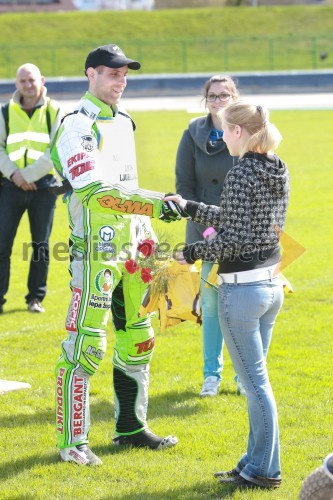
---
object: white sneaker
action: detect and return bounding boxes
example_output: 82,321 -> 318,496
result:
27,299 -> 45,313
199,376 -> 220,397
60,444 -> 102,466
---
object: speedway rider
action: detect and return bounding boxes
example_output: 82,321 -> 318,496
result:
51,44 -> 182,465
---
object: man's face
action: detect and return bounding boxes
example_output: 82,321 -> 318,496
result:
88,66 -> 128,106
16,66 -> 44,100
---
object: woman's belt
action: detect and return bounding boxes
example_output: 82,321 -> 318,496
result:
217,266 -> 277,285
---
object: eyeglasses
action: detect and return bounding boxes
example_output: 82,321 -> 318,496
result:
206,93 -> 231,102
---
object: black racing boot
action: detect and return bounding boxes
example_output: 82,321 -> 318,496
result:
113,429 -> 178,450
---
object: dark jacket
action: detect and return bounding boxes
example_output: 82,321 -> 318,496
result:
175,114 -> 235,244
183,152 -> 290,273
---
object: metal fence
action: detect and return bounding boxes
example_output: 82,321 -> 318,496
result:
0,35 -> 332,79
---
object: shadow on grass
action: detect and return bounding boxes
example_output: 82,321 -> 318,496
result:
0,448 -> 239,499
0,307 -> 31,315
0,452 -> 60,481
90,390 -> 204,425
0,389 -> 208,431
139,390 -> 202,418
98,481 -> 240,499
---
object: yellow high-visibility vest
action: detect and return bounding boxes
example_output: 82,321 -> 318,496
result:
5,99 -> 58,173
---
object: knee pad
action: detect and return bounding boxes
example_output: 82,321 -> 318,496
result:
113,327 -> 155,368
61,332 -> 107,376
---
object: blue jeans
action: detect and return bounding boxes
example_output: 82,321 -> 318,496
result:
0,182 -> 56,305
218,277 -> 283,479
201,261 -> 223,381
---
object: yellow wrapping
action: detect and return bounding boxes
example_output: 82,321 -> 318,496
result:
139,247 -> 296,333
139,260 -> 202,332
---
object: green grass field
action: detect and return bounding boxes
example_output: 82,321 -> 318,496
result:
0,108 -> 332,499
0,6 -> 333,77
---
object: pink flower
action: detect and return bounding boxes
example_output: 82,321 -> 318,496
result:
125,259 -> 140,274
141,268 -> 153,283
137,239 -> 155,258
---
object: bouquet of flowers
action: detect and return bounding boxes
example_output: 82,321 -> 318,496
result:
124,238 -> 157,284
124,235 -> 201,331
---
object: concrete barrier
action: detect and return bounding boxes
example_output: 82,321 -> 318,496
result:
1,69 -> 333,101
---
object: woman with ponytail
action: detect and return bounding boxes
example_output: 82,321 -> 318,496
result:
165,102 -> 290,490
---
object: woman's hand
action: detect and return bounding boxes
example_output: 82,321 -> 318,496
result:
173,250 -> 187,265
163,194 -> 187,210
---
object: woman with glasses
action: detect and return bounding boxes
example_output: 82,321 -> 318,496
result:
175,75 -> 241,398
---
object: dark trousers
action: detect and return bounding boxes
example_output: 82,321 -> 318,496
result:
0,182 -> 56,305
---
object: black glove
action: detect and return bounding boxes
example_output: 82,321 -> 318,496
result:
160,192 -> 191,222
172,202 -> 191,220
49,179 -> 72,196
159,200 -> 182,223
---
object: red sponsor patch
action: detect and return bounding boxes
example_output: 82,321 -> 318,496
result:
66,287 -> 82,332
69,160 -> 95,180
67,152 -> 86,167
72,375 -> 86,438
68,449 -> 87,465
134,337 -> 155,355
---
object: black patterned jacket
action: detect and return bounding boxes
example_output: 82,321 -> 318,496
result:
182,152 -> 290,273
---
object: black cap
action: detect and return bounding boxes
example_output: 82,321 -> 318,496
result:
85,44 -> 141,72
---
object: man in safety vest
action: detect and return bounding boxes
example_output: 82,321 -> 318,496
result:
51,44 -> 181,465
0,63 -> 63,314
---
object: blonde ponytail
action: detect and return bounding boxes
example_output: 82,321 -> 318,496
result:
219,102 -> 282,158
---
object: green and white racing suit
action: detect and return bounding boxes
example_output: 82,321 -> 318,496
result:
51,92 -> 165,450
